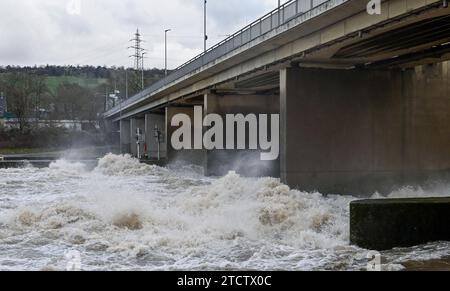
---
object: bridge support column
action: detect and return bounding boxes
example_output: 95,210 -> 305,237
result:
103,119 -> 118,134
103,120 -> 120,151
280,64 -> 450,196
166,106 -> 206,169
130,118 -> 145,158
203,93 -> 280,177
145,113 -> 167,159
120,119 -> 131,154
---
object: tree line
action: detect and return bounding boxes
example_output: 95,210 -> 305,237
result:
0,66 -> 166,132
0,65 -> 166,80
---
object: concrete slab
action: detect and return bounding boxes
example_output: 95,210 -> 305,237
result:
350,197 -> 450,250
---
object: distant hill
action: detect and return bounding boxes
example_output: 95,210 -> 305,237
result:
0,65 -> 167,97
0,65 -> 114,78
45,76 -> 109,95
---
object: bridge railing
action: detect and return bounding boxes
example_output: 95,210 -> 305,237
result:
107,0 -> 334,116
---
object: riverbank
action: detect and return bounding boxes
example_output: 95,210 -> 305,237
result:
0,146 -> 118,169
0,147 -> 167,169
0,148 -> 59,155
0,127 -> 112,153
0,146 -> 117,159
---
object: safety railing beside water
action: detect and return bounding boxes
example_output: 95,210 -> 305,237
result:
106,0 -> 345,116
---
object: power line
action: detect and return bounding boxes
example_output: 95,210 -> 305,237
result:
128,28 -> 147,91
128,28 -> 145,71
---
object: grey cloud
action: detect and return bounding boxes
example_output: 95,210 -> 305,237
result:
0,0 -> 279,68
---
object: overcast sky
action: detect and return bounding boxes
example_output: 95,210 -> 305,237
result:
0,0 -> 279,69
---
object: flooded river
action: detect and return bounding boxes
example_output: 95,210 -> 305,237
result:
0,154 -> 449,271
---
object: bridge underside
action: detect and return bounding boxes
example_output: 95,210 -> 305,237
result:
110,4 -> 450,195
281,64 -> 450,195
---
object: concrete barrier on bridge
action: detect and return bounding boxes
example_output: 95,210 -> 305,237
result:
350,197 -> 450,250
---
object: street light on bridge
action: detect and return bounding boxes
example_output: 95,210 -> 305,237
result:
204,0 -> 208,52
165,29 -> 171,77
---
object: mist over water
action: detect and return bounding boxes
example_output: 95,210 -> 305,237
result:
0,154 -> 449,271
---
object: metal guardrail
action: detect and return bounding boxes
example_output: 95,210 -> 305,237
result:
105,0 -> 336,117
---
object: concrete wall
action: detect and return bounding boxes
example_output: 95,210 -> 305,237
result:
104,119 -> 118,133
166,107 -> 206,168
145,113 -> 167,159
204,93 -> 280,177
120,119 -> 131,154
280,62 -> 450,195
104,120 -> 120,151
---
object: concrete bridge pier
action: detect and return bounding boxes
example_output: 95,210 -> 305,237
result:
103,120 -> 120,149
120,119 -> 131,154
145,113 -> 167,160
280,64 -> 450,196
166,106 -> 206,168
203,93 -> 280,177
103,119 -> 119,134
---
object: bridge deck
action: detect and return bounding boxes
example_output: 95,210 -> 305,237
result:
104,0 -> 351,119
105,0 -> 448,121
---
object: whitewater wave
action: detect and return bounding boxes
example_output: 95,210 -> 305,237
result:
0,154 -> 449,270
94,153 -> 167,176
50,159 -> 87,172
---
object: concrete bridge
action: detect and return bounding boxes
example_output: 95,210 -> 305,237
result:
104,0 -> 450,195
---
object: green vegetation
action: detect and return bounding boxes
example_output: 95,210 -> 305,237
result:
0,127 -> 106,151
45,76 -> 108,95
0,147 -> 57,155
0,65 -> 164,151
0,65 -> 166,98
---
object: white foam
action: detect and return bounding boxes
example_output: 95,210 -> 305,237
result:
94,153 -> 166,176
49,159 -> 88,175
0,154 -> 449,270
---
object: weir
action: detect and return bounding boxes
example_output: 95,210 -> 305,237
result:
108,0 -> 450,195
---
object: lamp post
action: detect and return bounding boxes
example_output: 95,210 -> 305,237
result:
278,0 -> 281,24
125,69 -> 129,99
204,0 -> 208,52
165,29 -> 171,77
141,51 -> 147,90
119,95 -> 123,154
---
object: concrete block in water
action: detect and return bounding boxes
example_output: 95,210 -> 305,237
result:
350,197 -> 450,250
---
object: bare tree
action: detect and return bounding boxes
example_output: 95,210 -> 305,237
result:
55,83 -> 89,122
0,73 -> 46,132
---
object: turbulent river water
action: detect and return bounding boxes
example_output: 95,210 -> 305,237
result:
0,154 -> 449,271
